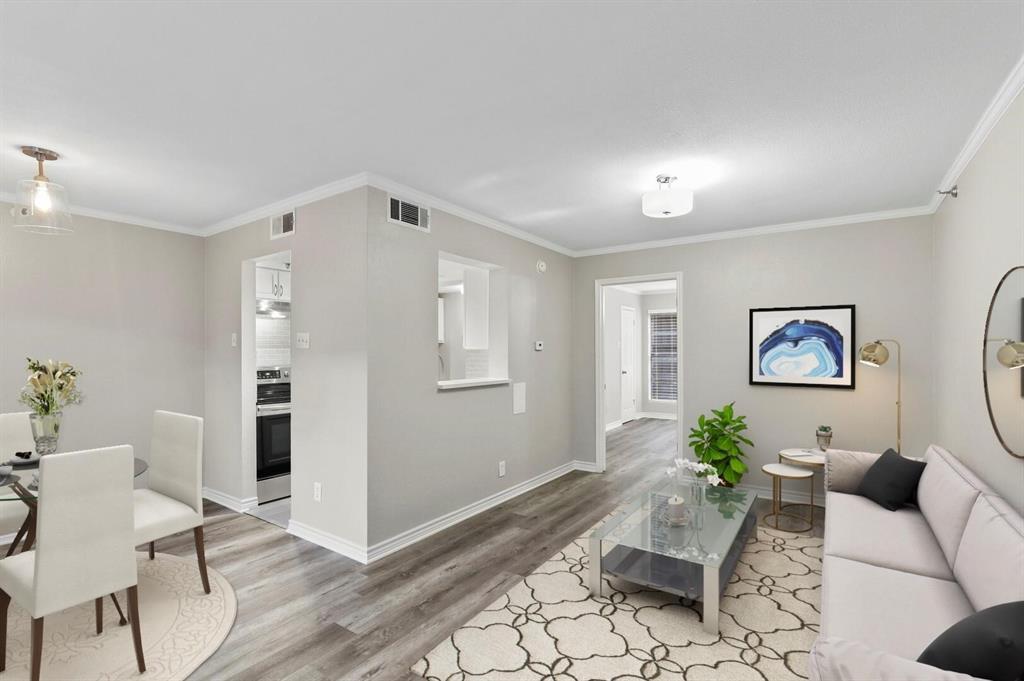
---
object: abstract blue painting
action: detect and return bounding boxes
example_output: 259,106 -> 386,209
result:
749,305 -> 855,388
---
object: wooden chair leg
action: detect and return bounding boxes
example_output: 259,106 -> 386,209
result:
21,509 -> 36,553
95,597 -> 103,634
126,586 -> 145,673
193,526 -> 211,594
30,617 -> 43,681
109,592 -> 128,625
0,589 -> 10,672
148,541 -> 155,560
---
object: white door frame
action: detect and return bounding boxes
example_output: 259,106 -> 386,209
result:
619,305 -> 639,422
595,272 -> 684,472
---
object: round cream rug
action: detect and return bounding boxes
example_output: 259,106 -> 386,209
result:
1,552 -> 236,681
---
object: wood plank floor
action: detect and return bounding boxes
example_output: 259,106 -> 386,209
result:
88,419 -> 825,680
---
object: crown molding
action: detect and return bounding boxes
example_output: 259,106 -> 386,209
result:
573,204 -> 935,257
203,171 -> 371,236
0,191 -> 202,236
929,51 -> 1024,213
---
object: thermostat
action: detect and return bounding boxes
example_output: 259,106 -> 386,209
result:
535,341 -> 544,351
536,260 -> 547,273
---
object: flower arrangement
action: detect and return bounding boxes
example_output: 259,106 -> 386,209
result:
666,457 -> 723,487
19,358 -> 82,416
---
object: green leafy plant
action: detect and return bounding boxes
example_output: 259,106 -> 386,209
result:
688,402 -> 753,486
817,425 -> 832,433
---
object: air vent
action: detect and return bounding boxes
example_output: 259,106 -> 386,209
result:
270,211 -> 295,239
388,195 -> 430,232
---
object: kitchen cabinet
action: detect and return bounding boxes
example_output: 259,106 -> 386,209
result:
256,267 -> 291,301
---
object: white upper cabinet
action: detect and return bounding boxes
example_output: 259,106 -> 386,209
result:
256,266 -> 291,301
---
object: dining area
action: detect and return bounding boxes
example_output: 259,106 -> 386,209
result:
0,360 -> 236,681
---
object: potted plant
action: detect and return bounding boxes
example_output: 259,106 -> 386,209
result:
688,402 -> 753,486
816,425 -> 833,451
19,358 -> 82,456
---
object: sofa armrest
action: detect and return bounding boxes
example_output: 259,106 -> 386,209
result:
824,450 -> 881,493
809,637 -> 981,681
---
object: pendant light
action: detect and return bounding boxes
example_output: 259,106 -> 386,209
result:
12,146 -> 72,234
641,175 -> 694,218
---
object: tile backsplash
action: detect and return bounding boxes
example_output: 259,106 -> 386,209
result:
256,316 -> 291,367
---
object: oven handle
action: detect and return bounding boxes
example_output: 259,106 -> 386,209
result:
257,403 -> 291,416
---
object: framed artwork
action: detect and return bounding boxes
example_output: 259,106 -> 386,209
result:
749,305 -> 856,389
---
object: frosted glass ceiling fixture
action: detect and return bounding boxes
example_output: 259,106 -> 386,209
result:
12,146 -> 72,234
641,175 -> 693,218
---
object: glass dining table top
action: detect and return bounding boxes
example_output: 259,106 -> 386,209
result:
590,477 -> 756,568
0,457 -> 148,501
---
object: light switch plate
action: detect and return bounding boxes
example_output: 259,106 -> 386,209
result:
231,332 -> 238,348
534,340 -> 544,351
296,332 -> 311,349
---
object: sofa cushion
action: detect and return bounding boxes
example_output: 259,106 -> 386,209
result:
917,601 -> 1024,681
821,555 -> 974,659
825,449 -> 882,493
954,495 -> 1024,611
856,449 -> 926,511
824,491 -> 953,580
917,445 -> 989,567
809,637 -> 983,681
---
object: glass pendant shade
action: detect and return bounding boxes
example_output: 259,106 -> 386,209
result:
642,186 -> 694,218
13,178 -> 72,234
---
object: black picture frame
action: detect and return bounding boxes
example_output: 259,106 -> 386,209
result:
749,304 -> 856,389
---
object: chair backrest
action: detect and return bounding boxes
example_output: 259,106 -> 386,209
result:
149,410 -> 204,516
33,445 -> 137,617
0,412 -> 34,460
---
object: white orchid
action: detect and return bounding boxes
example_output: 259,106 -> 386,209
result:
667,457 -> 723,486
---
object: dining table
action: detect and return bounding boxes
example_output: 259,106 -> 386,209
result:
0,456 -> 149,625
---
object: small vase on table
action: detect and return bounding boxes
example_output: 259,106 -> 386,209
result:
29,411 -> 62,456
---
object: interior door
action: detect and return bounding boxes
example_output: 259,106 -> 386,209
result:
620,306 -> 637,421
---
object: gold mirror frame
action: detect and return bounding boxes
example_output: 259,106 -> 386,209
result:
983,265 -> 1024,459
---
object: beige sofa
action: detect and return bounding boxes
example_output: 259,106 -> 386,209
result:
809,445 -> 1024,681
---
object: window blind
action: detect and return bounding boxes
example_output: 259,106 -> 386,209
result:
649,312 -> 677,400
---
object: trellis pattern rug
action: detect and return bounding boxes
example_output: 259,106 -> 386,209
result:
1,552 -> 236,681
413,525 -> 822,680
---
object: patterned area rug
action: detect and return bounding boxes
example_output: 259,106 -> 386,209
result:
1,552 -> 236,680
413,525 -> 822,680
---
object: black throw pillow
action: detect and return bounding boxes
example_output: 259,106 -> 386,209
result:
918,601 -> 1024,681
856,449 -> 925,511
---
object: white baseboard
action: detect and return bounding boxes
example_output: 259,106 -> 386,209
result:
738,483 -> 822,507
366,459 -> 583,563
572,460 -> 601,473
635,411 -> 677,421
287,520 -> 368,564
605,420 -> 624,432
202,486 -> 259,513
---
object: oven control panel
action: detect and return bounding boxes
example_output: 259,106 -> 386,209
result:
257,368 -> 290,382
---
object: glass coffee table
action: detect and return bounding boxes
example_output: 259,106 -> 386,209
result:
588,478 -> 756,634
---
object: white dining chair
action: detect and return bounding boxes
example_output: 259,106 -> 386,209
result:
0,445 -> 144,681
0,413 -> 33,542
134,410 -> 209,593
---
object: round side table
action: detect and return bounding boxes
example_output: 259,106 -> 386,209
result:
762,462 -> 814,533
778,448 -> 827,528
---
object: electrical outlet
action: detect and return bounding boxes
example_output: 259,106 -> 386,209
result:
498,460 -> 506,477
313,482 -> 322,502
231,332 -> 238,348
296,332 -> 311,349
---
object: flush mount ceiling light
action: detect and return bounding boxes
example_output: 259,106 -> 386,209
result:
12,146 -> 72,234
641,175 -> 693,219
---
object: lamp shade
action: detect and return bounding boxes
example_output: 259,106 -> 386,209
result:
997,340 -> 1024,370
642,186 -> 693,218
858,341 -> 890,367
13,179 -> 72,235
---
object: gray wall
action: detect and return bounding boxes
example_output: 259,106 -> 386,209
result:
365,187 -> 573,545
640,292 -> 678,415
0,205 -> 205,463
602,286 -> 641,425
572,216 -> 936,495
203,189 -> 369,546
932,91 -> 1024,512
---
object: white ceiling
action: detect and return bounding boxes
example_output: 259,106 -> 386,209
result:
1,1 -> 1022,251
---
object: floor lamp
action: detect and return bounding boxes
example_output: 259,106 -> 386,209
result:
859,339 -> 902,454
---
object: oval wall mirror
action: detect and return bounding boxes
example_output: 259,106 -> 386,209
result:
983,265 -> 1024,458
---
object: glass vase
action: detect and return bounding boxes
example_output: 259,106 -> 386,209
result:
29,411 -> 62,456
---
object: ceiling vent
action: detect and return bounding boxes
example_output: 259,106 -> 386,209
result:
270,211 -> 295,240
388,195 -> 430,233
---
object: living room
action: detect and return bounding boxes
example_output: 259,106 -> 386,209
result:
0,2 -> 1021,680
